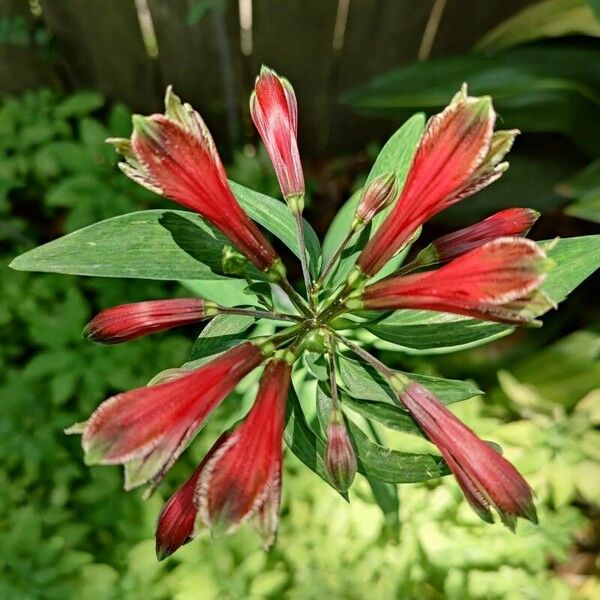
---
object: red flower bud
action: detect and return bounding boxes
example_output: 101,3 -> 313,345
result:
358,86 -> 513,277
394,380 -> 537,528
359,238 -> 553,325
195,359 -> 291,541
84,298 -> 209,344
250,66 -> 304,203
324,418 -> 357,493
74,342 -> 264,491
354,173 -> 398,226
108,88 -> 282,277
415,208 -> 540,266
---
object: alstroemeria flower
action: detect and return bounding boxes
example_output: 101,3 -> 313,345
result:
324,419 -> 357,493
357,86 -> 516,277
84,298 -> 210,344
195,358 -> 291,547
155,432 -> 229,560
354,172 -> 398,227
250,66 -> 304,205
108,88 -> 284,279
73,342 -> 265,490
414,208 -> 540,266
356,238 -> 553,324
393,379 -> 537,528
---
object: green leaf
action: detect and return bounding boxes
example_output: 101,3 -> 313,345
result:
476,0 -> 600,53
337,355 -> 481,406
565,194 -> 600,223
367,477 -> 400,535
179,278 -> 262,307
189,314 -> 255,362
365,236 -> 600,353
10,210 -> 233,280
347,420 -> 449,483
284,386 -> 346,497
342,44 -> 600,156
230,181 -> 321,277
54,92 -> 105,119
321,114 -> 425,286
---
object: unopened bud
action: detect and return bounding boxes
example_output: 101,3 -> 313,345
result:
354,172 -> 398,228
325,414 -> 357,492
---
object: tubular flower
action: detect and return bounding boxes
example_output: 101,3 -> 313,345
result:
357,238 -> 554,324
353,172 -> 398,227
72,342 -> 265,491
108,87 -> 283,278
392,379 -> 537,528
155,432 -> 229,560
250,66 -> 304,206
195,358 -> 291,547
414,208 -> 540,266
324,417 -> 357,493
84,298 -> 210,344
357,85 -> 515,277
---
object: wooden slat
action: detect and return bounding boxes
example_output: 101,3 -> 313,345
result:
0,0 -> 58,94
251,0 -> 339,155
147,0 -> 244,154
327,0 -> 435,155
38,0 -> 158,111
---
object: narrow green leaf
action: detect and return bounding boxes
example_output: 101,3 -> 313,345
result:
348,421 -> 450,484
365,236 -> 600,353
10,210 -> 231,280
337,355 -> 482,405
476,0 -> 600,53
367,477 -> 400,536
320,113 -> 425,285
230,181 -> 321,277
189,314 -> 255,361
284,387 -> 346,498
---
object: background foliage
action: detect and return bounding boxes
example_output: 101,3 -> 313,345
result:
1,1 -> 599,598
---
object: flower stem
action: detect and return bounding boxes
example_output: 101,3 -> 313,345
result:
326,334 -> 341,409
293,210 -> 313,300
333,332 -> 395,381
313,227 -> 357,292
216,306 -> 301,323
279,277 -> 313,317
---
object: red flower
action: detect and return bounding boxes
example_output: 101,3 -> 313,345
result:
194,359 -> 291,546
354,173 -> 398,227
155,432 -> 229,561
357,86 -> 516,277
325,420 -> 357,493
108,88 -> 283,278
415,208 -> 540,266
393,379 -> 537,528
358,238 -> 553,324
84,298 -> 210,344
75,342 -> 264,490
251,66 -> 304,204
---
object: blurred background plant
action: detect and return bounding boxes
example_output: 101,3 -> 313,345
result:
0,0 -> 599,598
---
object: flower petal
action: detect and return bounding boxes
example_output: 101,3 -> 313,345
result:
397,381 -> 537,525
195,359 -> 291,536
84,298 -> 208,344
251,66 -> 304,200
155,432 -> 230,561
358,85 -> 497,276
80,343 -> 263,488
361,238 -> 552,324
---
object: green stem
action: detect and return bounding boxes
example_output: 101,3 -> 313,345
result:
333,332 -> 396,381
326,334 -> 341,410
216,306 -> 301,323
314,227 -> 357,292
279,277 -> 313,317
293,210 -> 313,299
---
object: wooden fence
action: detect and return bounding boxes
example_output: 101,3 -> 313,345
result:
0,0 -> 535,156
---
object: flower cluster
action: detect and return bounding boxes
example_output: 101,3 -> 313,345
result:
66,68 -> 554,558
